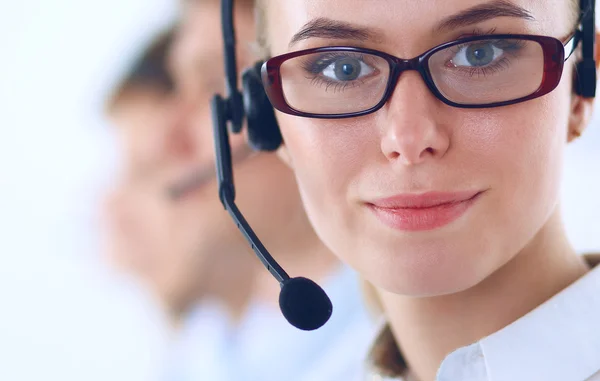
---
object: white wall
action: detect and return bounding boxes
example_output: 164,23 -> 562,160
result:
562,124 -> 600,253
0,1 -> 177,380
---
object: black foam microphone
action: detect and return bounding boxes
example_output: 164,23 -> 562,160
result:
208,0 -> 332,331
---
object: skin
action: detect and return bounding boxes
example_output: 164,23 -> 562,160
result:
106,0 -> 339,326
105,88 -> 256,322
260,0 -> 599,379
170,0 -> 340,305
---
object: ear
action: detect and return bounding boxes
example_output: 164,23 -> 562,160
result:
568,30 -> 600,142
568,94 -> 594,141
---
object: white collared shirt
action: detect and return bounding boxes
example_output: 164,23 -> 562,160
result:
368,255 -> 600,381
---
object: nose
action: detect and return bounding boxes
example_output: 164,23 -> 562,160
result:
163,95 -> 198,162
379,71 -> 450,166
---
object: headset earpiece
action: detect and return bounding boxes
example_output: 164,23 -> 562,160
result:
575,0 -> 597,97
241,61 -> 283,151
576,60 -> 597,97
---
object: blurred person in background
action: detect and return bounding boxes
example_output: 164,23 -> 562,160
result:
104,27 -> 256,325
102,1 -> 376,379
103,25 -> 259,380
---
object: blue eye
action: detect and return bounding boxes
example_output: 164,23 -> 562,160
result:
452,42 -> 503,67
321,57 -> 374,81
307,53 -> 376,82
448,40 -> 526,69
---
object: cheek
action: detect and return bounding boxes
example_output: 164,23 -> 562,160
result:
446,87 -> 572,287
122,123 -> 162,170
191,107 -> 224,165
480,90 -> 569,215
278,113 -> 379,241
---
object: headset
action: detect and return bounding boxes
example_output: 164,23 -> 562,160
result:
210,0 -> 597,331
209,0 -> 332,331
577,0 -> 597,97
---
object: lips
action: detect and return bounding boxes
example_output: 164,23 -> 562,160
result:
367,191 -> 483,231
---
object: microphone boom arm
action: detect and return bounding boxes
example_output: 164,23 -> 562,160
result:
211,0 -> 332,331
212,94 -> 290,285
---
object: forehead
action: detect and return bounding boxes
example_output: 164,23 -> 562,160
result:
265,0 -> 574,54
173,2 -> 223,65
170,2 -> 256,86
177,3 -> 255,55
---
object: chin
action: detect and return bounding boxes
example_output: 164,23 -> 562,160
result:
356,237 -> 496,297
376,268 -> 484,298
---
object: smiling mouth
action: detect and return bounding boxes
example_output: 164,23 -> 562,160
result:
367,191 -> 484,231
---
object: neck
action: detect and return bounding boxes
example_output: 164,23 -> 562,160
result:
206,252 -> 258,325
164,246 -> 258,330
379,208 -> 590,381
164,271 -> 256,330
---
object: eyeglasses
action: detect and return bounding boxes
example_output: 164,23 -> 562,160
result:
261,32 -> 580,119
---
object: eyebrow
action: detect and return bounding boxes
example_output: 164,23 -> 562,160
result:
289,0 -> 535,48
289,17 -> 383,48
436,0 -> 535,32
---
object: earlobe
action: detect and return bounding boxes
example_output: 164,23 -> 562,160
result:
567,95 -> 593,142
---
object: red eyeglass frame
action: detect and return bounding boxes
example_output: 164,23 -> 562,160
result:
260,32 -> 581,119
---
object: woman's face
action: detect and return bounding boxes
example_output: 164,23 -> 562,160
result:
263,0 -> 584,295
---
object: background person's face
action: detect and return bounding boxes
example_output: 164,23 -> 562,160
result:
110,90 -> 180,183
105,176 -> 220,313
164,0 -> 314,279
263,0 -> 589,296
106,90 -> 223,311
105,3 -> 258,309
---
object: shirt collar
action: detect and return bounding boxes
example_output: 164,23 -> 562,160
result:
367,253 -> 600,381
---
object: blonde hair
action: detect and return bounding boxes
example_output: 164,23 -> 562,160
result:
254,0 -> 270,58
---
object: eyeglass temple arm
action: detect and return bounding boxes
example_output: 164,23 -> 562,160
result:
564,31 -> 582,61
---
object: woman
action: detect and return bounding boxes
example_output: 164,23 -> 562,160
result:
248,0 -> 600,379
